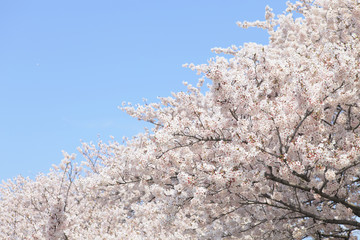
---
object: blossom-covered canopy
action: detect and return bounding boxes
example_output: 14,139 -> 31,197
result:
1,0 -> 360,239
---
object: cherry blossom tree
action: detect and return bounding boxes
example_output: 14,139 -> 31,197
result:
1,0 -> 360,239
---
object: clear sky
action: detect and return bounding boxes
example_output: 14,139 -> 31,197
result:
0,1 -> 288,181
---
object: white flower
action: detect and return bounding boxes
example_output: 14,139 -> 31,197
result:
325,169 -> 336,181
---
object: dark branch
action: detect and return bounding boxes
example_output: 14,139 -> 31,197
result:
265,172 -> 360,218
285,109 -> 313,153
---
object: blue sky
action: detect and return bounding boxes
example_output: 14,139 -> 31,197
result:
0,1 -> 288,181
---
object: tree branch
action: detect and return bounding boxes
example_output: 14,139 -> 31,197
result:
265,172 -> 360,218
285,109 -> 313,153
